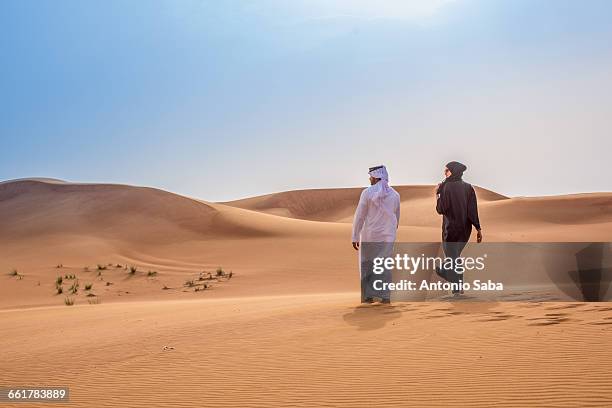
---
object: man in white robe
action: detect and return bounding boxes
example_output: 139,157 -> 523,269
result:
352,165 -> 401,304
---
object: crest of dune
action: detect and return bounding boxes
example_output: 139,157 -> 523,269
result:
1,179 -> 611,250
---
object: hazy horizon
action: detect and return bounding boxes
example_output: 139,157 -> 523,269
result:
2,175 -> 610,203
2,0 -> 611,201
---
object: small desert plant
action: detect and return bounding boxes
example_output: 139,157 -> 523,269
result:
64,274 -> 76,280
115,264 -> 122,268
106,281 -> 113,286
84,283 -> 93,291
56,276 -> 63,285
228,271 -> 233,280
56,263 -> 63,268
68,281 -> 79,294
64,297 -> 74,306
162,285 -> 170,290
185,279 -> 195,288
9,269 -> 19,276
97,264 -> 107,271
216,267 -> 225,277
56,285 -> 63,295
88,297 -> 101,305
200,272 -> 213,280
129,266 -> 137,275
147,270 -> 158,277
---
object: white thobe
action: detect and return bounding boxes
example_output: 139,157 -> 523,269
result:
351,182 -> 401,243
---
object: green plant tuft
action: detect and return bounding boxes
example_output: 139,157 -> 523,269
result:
68,280 -> 79,295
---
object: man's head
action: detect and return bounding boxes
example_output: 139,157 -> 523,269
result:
444,161 -> 467,179
368,165 -> 386,185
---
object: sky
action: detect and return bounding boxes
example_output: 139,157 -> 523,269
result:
1,0 -> 611,201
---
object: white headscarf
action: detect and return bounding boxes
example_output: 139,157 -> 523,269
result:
368,165 -> 392,202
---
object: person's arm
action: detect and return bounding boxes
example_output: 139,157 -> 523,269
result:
352,190 -> 369,250
435,183 -> 447,215
468,186 -> 483,242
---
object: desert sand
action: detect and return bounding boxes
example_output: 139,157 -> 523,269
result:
1,178 -> 612,407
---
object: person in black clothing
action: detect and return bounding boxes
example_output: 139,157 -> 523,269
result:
435,161 -> 483,295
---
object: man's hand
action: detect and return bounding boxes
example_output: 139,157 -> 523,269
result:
352,242 -> 360,251
477,230 -> 483,243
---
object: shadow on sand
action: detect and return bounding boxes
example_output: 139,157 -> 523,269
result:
343,300 -> 506,331
342,303 -> 402,331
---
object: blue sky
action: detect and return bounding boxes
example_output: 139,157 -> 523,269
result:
1,0 -> 611,200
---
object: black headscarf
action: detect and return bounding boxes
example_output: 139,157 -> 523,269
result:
445,161 -> 467,182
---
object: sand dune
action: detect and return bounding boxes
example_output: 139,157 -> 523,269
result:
225,185 -> 612,242
225,185 -> 612,229
0,180 -> 355,308
2,295 -> 612,407
223,185 -> 508,223
0,179 -> 259,243
1,179 -> 611,308
1,179 -> 612,407
3,180 -> 610,249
